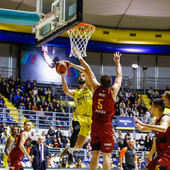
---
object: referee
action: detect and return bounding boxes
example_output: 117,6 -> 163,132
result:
119,138 -> 138,170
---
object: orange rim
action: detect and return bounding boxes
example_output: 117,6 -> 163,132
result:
68,23 -> 95,33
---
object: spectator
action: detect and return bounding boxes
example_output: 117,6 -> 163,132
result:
33,86 -> 38,96
119,100 -> 126,113
127,109 -> 133,117
145,134 -> 153,151
45,88 -> 51,96
56,128 -> 61,138
32,79 -> 37,87
29,131 -> 37,143
19,96 -> 26,109
134,140 -> 140,151
129,93 -> 135,105
14,91 -> 21,107
52,98 -> 57,109
32,102 -> 38,111
118,140 -> 124,150
48,126 -> 55,137
15,77 -> 21,88
52,134 -> 60,147
0,94 -> 5,108
58,158 -> 68,168
138,135 -> 147,151
74,159 -> 86,168
45,134 -> 52,147
133,108 -> 139,117
47,154 -> 55,168
26,77 -> 32,87
52,153 -> 61,166
125,89 -> 131,100
38,88 -> 44,97
148,87 -> 154,98
25,84 -> 32,96
137,157 -> 146,169
42,131 -> 46,138
123,135 -> 129,147
0,122 -> 5,138
116,133 -> 124,144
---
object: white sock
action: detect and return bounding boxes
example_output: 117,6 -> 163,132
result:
68,147 -> 74,154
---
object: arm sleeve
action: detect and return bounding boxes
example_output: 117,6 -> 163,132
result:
120,147 -> 127,158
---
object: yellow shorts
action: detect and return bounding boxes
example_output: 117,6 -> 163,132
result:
79,122 -> 91,137
73,115 -> 92,137
3,154 -> 8,168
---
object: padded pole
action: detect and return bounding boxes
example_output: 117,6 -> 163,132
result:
0,8 -> 40,25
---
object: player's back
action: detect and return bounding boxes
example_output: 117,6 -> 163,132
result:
156,115 -> 170,158
92,86 -> 115,125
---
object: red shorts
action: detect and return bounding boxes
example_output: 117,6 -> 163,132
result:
9,155 -> 23,170
91,124 -> 114,153
147,156 -> 170,170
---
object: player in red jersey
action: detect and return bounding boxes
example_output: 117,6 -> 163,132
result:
72,48 -> 122,170
134,98 -> 170,170
9,121 -> 34,170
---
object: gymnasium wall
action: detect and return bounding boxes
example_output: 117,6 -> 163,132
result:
0,43 -> 18,79
0,43 -> 170,88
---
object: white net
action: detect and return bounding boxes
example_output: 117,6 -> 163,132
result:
67,23 -> 95,57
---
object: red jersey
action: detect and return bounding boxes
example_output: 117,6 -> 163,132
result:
9,131 -> 29,161
92,86 -> 115,125
155,114 -> 170,159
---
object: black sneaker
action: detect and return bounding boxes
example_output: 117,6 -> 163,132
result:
68,153 -> 74,165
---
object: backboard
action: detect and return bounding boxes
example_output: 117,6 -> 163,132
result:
34,0 -> 83,47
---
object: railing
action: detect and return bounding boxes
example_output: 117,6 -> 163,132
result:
123,77 -> 170,92
0,108 -> 73,134
0,67 -> 17,80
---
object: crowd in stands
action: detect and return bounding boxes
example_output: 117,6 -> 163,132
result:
0,76 -> 169,168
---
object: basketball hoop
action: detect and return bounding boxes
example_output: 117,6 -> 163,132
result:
67,23 -> 96,57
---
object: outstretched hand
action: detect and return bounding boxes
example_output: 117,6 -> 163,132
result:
133,116 -> 144,126
73,46 -> 82,59
113,52 -> 121,63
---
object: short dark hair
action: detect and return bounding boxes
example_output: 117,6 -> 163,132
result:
24,120 -> 31,125
164,91 -> 170,100
100,74 -> 112,89
153,98 -> 165,112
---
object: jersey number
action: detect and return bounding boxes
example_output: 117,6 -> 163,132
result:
97,99 -> 103,109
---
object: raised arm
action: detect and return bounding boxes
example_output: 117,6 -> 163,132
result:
60,74 -> 75,98
134,115 -> 170,133
72,47 -> 99,92
111,52 -> 122,101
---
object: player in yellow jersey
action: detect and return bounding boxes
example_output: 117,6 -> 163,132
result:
3,126 -> 18,168
58,60 -> 93,164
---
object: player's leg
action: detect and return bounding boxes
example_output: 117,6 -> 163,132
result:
90,150 -> 101,170
103,153 -> 111,170
60,120 -> 80,158
74,134 -> 86,150
74,122 -> 91,150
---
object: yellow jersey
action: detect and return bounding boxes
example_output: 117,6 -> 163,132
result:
164,107 -> 170,115
73,85 -> 92,124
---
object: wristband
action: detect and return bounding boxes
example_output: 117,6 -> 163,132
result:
77,54 -> 83,60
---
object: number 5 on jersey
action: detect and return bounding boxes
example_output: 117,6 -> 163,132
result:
97,99 -> 103,109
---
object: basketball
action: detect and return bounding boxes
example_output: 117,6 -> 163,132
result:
56,61 -> 68,74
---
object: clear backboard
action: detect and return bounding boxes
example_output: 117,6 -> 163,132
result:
34,0 -> 83,46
